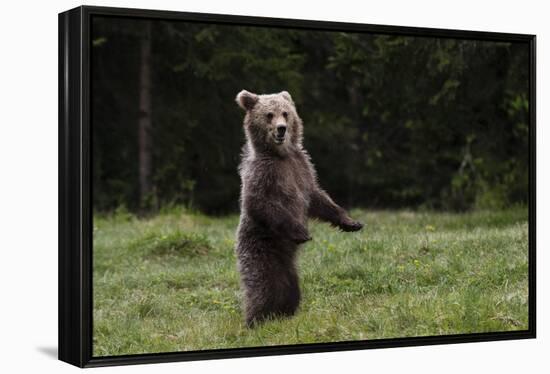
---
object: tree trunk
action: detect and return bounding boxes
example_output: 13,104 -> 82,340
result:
138,21 -> 152,206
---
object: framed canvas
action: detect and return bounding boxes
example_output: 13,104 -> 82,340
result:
58,5 -> 536,368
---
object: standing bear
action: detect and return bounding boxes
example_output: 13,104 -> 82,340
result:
235,90 -> 363,327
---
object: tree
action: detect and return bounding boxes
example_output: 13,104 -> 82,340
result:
138,21 -> 153,207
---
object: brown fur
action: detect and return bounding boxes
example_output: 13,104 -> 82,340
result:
235,90 -> 363,327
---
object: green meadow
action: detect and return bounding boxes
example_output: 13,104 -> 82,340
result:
93,207 -> 529,356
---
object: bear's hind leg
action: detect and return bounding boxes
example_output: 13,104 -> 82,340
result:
240,251 -> 301,327
278,268 -> 301,317
244,281 -> 300,327
245,300 -> 275,327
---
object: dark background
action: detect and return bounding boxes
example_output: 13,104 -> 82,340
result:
91,16 -> 529,214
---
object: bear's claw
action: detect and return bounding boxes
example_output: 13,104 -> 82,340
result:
340,220 -> 364,232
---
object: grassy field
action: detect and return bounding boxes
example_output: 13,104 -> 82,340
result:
93,207 -> 529,356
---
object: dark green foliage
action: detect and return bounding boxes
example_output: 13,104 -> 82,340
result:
92,17 -> 529,213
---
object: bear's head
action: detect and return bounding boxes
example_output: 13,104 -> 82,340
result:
236,90 -> 303,156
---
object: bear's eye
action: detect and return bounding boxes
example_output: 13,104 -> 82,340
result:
282,111 -> 288,118
266,113 -> 274,120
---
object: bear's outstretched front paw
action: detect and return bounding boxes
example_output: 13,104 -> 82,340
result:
340,220 -> 363,232
294,234 -> 312,244
292,226 -> 312,244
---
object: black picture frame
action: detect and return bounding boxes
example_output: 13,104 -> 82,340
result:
58,5 -> 536,368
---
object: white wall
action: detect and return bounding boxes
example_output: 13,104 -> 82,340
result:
0,0 -> 546,372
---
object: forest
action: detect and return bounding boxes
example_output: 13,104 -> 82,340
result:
91,17 -> 530,214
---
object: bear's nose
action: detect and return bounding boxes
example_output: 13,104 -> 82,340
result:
276,124 -> 287,137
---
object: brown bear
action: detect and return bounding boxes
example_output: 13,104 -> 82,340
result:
235,90 -> 363,327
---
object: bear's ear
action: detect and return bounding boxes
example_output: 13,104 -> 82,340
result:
236,90 -> 259,111
280,91 -> 293,103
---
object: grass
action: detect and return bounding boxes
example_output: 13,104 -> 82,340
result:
93,207 -> 529,356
